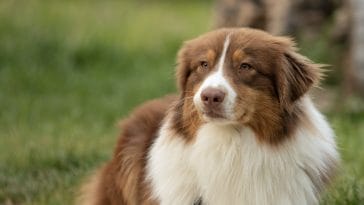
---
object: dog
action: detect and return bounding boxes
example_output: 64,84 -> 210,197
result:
78,28 -> 339,205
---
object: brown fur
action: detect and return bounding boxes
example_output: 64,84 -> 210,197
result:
78,28 -> 324,204
77,95 -> 177,205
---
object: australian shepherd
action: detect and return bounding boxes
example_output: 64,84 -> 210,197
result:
78,28 -> 339,205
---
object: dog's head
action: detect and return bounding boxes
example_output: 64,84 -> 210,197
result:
175,28 -> 321,142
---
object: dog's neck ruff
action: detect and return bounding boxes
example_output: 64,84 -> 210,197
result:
146,96 -> 338,205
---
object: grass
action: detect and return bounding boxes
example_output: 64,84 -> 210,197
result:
0,1 -> 363,204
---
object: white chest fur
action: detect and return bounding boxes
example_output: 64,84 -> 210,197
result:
147,98 -> 338,205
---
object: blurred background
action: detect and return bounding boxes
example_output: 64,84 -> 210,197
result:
0,0 -> 363,204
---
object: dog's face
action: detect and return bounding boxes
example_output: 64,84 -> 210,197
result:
176,28 -> 321,129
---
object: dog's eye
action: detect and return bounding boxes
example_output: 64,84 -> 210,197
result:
200,61 -> 209,69
239,63 -> 253,70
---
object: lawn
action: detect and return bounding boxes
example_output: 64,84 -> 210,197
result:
0,1 -> 363,204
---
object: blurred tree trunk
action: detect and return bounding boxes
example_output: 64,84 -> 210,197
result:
214,0 -> 265,29
351,0 -> 364,96
214,0 -> 292,35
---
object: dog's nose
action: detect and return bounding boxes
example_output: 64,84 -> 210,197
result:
201,88 -> 226,107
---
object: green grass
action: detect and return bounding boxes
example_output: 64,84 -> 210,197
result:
0,1 -> 363,204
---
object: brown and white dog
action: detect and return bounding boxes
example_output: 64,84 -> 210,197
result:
78,28 -> 339,205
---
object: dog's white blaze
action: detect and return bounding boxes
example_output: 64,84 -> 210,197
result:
193,35 -> 237,119
147,96 -> 339,205
217,34 -> 231,73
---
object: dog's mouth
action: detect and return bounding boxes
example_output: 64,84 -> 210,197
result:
193,97 -> 238,123
200,107 -> 248,124
200,107 -> 233,123
202,110 -> 225,119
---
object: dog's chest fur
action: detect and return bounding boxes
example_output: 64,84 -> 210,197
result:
147,98 -> 337,205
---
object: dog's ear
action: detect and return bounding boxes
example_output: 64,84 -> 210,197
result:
276,46 -> 322,108
175,42 -> 192,94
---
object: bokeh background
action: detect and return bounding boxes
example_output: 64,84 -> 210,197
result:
0,0 -> 363,204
